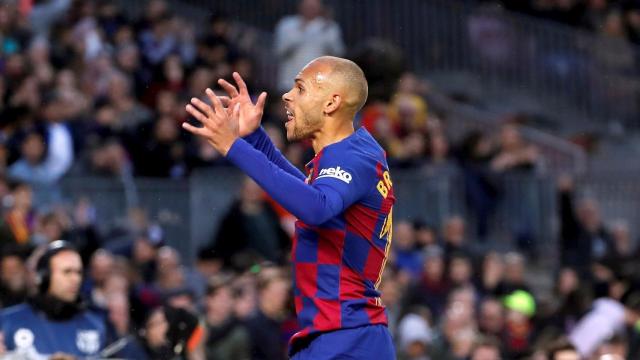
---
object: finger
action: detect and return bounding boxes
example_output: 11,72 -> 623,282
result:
255,92 -> 268,112
206,88 -> 225,117
218,96 -> 231,107
182,121 -> 208,137
218,79 -> 239,98
233,72 -> 249,95
190,97 -> 214,117
185,104 -> 210,125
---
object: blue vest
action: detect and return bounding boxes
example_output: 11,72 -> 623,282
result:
0,303 -> 107,357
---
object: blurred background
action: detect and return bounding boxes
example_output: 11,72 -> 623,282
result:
1,0 -> 640,359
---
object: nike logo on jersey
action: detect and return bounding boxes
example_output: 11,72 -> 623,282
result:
317,166 -> 353,183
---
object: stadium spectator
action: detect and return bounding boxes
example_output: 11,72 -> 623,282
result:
441,215 -> 473,261
544,337 -> 580,360
0,241 -> 108,358
121,304 -> 205,360
477,297 -> 505,341
558,174 -> 614,275
470,335 -> 502,360
406,246 -> 450,320
392,220 -> 424,280
476,251 -> 505,297
397,311 -> 433,360
245,268 -> 292,360
0,182 -> 34,249
204,177 -> 290,271
274,0 -> 345,93
203,274 -> 251,360
0,247 -> 29,308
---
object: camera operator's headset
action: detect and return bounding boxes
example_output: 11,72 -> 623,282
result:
35,240 -> 78,294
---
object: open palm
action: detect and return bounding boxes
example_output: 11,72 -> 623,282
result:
218,72 -> 268,137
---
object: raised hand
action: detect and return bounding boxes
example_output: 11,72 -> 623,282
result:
217,72 -> 267,137
183,88 -> 241,156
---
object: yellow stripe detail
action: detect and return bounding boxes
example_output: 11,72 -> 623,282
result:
374,208 -> 393,290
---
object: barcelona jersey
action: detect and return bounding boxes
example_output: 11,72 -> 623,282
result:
226,126 -> 395,349
290,127 -> 395,344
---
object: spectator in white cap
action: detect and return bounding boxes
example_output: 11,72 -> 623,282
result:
397,311 -> 432,360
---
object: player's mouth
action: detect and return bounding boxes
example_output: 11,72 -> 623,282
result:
285,108 -> 295,124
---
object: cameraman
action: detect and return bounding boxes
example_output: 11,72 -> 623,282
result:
0,240 -> 107,359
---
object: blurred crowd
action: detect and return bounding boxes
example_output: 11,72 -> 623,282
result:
477,0 -> 640,45
0,0 -> 638,359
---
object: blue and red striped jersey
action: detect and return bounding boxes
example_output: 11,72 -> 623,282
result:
289,127 -> 395,345
226,126 -> 395,349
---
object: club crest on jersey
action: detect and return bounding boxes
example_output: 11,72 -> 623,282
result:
14,328 -> 34,349
76,330 -> 100,354
317,166 -> 352,183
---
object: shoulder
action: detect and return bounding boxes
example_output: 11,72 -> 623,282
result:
0,303 -> 32,319
8,160 -> 29,173
321,128 -> 386,170
276,16 -> 299,30
77,309 -> 108,332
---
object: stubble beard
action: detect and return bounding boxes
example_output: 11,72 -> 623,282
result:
287,114 -> 322,142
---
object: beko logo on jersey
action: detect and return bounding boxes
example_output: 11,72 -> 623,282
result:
317,166 -> 352,183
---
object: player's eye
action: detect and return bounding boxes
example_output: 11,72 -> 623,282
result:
297,85 -> 303,94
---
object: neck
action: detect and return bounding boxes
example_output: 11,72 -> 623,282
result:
311,116 -> 355,154
30,293 -> 83,321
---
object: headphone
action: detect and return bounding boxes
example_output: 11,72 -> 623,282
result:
35,240 -> 78,294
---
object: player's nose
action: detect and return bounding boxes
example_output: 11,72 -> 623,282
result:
282,90 -> 292,103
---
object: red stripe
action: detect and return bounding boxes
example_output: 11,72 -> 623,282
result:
339,265 -> 366,300
345,204 -> 378,241
312,299 -> 341,329
317,228 -> 345,265
295,263 -> 317,297
365,298 -> 388,325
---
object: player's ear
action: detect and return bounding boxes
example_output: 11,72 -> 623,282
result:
323,94 -> 341,115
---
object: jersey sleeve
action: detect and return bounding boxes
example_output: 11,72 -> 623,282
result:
244,127 -> 306,181
225,139 -> 373,225
311,146 -> 374,211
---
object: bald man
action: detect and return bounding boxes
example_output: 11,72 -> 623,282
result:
183,56 -> 396,359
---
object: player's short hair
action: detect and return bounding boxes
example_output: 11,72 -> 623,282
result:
315,56 -> 369,113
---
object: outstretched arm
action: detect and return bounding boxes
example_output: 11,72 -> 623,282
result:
225,138 -> 345,225
182,92 -> 360,225
243,127 -> 305,180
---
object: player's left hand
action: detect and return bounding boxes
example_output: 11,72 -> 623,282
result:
183,88 -> 241,156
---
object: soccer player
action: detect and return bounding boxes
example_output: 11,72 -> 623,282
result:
183,56 -> 396,359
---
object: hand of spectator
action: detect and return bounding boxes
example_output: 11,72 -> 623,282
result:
183,90 -> 241,156
49,353 -> 77,360
490,152 -> 516,171
73,197 -> 95,227
217,72 -> 268,137
0,332 -> 6,356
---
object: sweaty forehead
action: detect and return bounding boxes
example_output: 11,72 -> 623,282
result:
298,62 -> 334,88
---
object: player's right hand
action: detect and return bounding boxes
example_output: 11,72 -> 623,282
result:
217,72 -> 267,137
